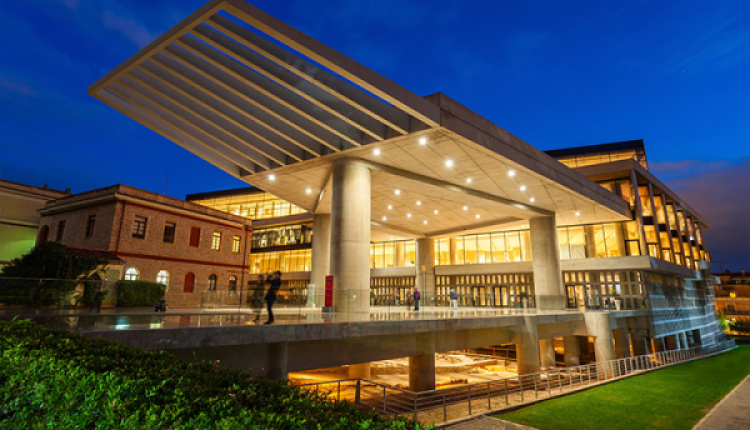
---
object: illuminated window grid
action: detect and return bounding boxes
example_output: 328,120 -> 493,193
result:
211,232 -> 222,250
249,249 -> 312,274
369,240 -> 415,269
191,191 -> 306,221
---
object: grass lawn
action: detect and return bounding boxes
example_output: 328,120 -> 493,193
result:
497,345 -> 750,430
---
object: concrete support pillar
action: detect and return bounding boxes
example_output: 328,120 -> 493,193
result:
408,334 -> 436,391
310,214 -> 331,307
530,215 -> 565,310
348,363 -> 371,379
665,334 -> 678,351
652,337 -> 666,353
449,238 -> 457,265
586,313 -> 615,362
540,338 -> 556,370
330,159 -> 371,316
267,342 -> 289,380
416,238 -> 436,301
630,334 -> 649,356
516,317 -> 541,375
613,328 -> 632,358
679,332 -> 689,350
564,335 -> 580,367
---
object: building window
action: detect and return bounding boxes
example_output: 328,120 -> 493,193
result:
132,216 -> 147,239
56,220 -> 66,242
85,215 -> 96,238
211,232 -> 222,250
124,267 -> 139,281
184,272 -> 195,293
156,270 -> 169,285
232,235 -> 241,253
208,274 -> 217,291
228,275 -> 237,291
163,222 -> 176,243
189,227 -> 200,247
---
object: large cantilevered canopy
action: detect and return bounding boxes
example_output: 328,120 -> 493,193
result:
90,0 -> 630,238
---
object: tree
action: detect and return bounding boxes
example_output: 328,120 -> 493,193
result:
0,242 -> 108,306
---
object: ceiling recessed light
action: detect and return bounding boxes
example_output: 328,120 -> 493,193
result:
423,220 -> 428,225
395,189 -> 401,195
466,178 -> 472,183
463,205 -> 468,211
407,213 -> 412,218
416,200 -> 421,206
434,209 -> 439,214
575,211 -> 581,216
508,170 -> 516,177
382,216 -> 387,221
373,148 -> 381,155
445,159 -> 454,168
268,174 -> 276,181
305,187 -> 312,194
390,237 -> 394,240
475,214 -> 481,219
387,205 -> 393,210
520,185 -> 526,191
529,197 -> 535,203
419,136 -> 427,145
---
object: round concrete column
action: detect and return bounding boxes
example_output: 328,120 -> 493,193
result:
267,342 -> 289,381
330,159 -> 371,316
530,215 -> 565,310
408,333 -> 436,391
540,338 -> 556,370
679,332 -> 689,350
310,214 -> 331,307
516,317 -> 541,375
586,313 -> 615,362
416,238 -> 436,302
563,335 -> 580,367
348,363 -> 371,379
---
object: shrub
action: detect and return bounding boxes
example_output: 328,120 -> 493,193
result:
0,319 -> 427,429
116,280 -> 166,306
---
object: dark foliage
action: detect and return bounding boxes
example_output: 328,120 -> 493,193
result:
116,280 -> 166,306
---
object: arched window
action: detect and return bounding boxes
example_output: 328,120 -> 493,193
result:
184,272 -> 195,293
37,225 -> 49,245
156,270 -> 169,286
208,274 -> 217,291
124,267 -> 139,281
228,275 -> 237,291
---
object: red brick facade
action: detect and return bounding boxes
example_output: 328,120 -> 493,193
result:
39,185 -> 252,307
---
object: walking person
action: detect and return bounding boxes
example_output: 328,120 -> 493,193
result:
264,271 -> 282,325
249,275 -> 265,324
450,288 -> 458,310
413,287 -> 420,311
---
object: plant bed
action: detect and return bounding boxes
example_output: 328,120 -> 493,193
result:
0,319 -> 427,429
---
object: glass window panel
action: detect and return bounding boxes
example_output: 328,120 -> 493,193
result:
464,235 -> 477,264
644,225 -> 658,244
594,225 -> 607,258
603,224 -> 622,257
373,244 -> 384,269
654,196 -> 666,224
384,242 -> 396,268
624,221 -> 639,240
477,235 -> 491,264
639,187 -> 653,217
619,180 -> 633,205
507,233 -> 521,261
491,234 -> 505,263
521,230 -> 531,260
404,242 -> 416,266
454,238 -> 465,265
558,229 -> 571,260
568,227 -> 586,259
627,241 -> 640,256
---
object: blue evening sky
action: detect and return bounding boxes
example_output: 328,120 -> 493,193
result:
0,0 -> 748,270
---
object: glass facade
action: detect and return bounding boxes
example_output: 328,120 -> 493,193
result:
190,191 -> 306,220
369,240 -> 416,268
251,223 -> 312,250
434,230 -> 531,265
554,146 -> 648,170
248,249 -> 312,274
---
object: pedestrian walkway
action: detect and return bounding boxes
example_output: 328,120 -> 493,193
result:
693,375 -> 750,430
441,415 -> 535,430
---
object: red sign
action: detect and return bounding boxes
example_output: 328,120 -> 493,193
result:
324,275 -> 334,307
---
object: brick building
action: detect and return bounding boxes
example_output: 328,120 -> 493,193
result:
38,184 -> 252,307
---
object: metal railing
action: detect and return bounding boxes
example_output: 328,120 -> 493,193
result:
298,340 -> 735,425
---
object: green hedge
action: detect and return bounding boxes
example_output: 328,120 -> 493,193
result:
0,319 -> 426,429
116,280 -> 166,306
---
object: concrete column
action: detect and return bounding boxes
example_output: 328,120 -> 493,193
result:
267,342 -> 289,380
564,335 -> 581,367
585,313 -> 615,362
540,338 -> 556,370
310,214 -> 331,307
449,238 -> 457,265
348,363 -> 371,379
416,238 -> 436,301
516,317 -> 541,375
630,334 -> 649,356
652,337 -> 666,353
613,328 -> 632,358
395,242 -> 404,266
330,159 -> 371,316
679,332 -> 689,350
530,215 -> 565,310
408,334 -> 436,391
